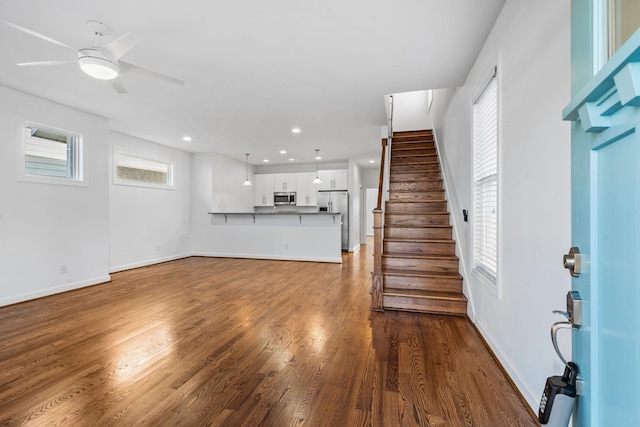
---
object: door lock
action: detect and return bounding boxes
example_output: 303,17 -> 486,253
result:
563,247 -> 581,277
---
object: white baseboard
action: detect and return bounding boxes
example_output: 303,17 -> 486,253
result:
0,275 -> 111,308
109,253 -> 192,273
474,318 -> 539,410
191,251 -> 342,264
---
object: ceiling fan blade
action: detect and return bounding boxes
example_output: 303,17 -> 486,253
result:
0,18 -> 76,52
120,60 -> 185,86
17,60 -> 76,67
102,33 -> 141,60
109,77 -> 128,94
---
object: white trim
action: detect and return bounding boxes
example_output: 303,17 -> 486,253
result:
596,0 -> 609,72
18,121 -> 87,187
191,252 -> 343,264
0,275 -> 111,308
432,128 -> 476,320
109,253 -> 192,273
112,146 -> 175,190
471,60 -> 498,103
474,318 -> 539,410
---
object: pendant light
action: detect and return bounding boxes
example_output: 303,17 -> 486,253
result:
242,153 -> 252,186
312,149 -> 322,184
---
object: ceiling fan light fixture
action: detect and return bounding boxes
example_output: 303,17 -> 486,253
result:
78,49 -> 119,80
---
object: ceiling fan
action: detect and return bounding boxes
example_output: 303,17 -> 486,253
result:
0,18 -> 185,94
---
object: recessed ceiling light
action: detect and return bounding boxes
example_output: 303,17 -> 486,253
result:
289,158 -> 295,161
280,150 -> 287,154
291,128 -> 301,134
263,159 -> 269,163
182,136 -> 192,141
369,160 -> 375,163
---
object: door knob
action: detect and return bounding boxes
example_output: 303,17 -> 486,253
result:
563,247 -> 581,277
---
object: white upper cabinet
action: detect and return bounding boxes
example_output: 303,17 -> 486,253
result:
273,173 -> 296,192
253,174 -> 274,206
296,172 -> 318,206
317,169 -> 348,191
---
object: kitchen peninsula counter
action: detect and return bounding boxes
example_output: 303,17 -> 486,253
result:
200,211 -> 342,263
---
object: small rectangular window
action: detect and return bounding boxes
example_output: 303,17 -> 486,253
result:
114,150 -> 173,189
472,71 -> 498,287
23,124 -> 83,183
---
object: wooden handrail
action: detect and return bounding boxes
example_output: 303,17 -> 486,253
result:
372,137 -> 389,311
376,138 -> 387,210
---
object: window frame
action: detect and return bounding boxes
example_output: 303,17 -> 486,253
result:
471,65 -> 500,297
113,148 -> 175,190
18,122 -> 85,187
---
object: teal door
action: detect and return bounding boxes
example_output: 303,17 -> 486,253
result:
564,20 -> 640,427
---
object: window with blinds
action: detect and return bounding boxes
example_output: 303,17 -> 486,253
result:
472,73 -> 498,285
23,125 -> 82,182
114,151 -> 173,189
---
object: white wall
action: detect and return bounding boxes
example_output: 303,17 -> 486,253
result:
365,188 -> 377,236
109,133 -> 192,272
389,90 -> 432,131
361,168 -> 380,189
191,152 -> 255,253
0,86 -> 110,306
348,159 -> 362,251
430,0 -> 572,409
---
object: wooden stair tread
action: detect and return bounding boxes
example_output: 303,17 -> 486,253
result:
388,180 -> 442,184
389,176 -> 442,179
391,160 -> 439,164
386,199 -> 447,203
389,189 -> 443,193
384,224 -> 451,228
384,238 -> 455,243
383,288 -> 467,301
391,152 -> 438,155
382,253 -> 458,261
382,269 -> 462,279
393,131 -> 432,136
385,212 -> 448,216
389,177 -> 442,181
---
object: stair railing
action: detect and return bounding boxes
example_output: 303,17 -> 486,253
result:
372,95 -> 393,311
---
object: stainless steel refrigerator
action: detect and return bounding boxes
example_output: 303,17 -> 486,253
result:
317,191 -> 349,251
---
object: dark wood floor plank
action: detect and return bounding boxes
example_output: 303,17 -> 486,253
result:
0,243 -> 536,426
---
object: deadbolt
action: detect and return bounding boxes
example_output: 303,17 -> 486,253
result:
563,247 -> 581,277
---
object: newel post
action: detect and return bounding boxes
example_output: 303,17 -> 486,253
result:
371,208 -> 384,311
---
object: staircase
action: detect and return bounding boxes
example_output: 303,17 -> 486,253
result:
381,130 -> 467,315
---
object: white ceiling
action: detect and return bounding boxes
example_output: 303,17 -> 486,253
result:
0,0 -> 505,168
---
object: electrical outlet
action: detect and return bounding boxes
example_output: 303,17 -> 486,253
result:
60,264 -> 67,274
284,243 -> 289,249
156,245 -> 160,252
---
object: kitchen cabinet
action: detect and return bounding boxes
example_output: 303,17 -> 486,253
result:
273,173 -> 296,192
253,174 -> 274,206
317,169 -> 348,191
296,172 -> 318,206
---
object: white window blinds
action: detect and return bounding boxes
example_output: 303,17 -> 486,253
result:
472,74 -> 498,283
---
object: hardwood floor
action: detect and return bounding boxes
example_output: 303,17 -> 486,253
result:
0,244 -> 537,426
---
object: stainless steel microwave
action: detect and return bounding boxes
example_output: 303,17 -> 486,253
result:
274,192 -> 296,205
